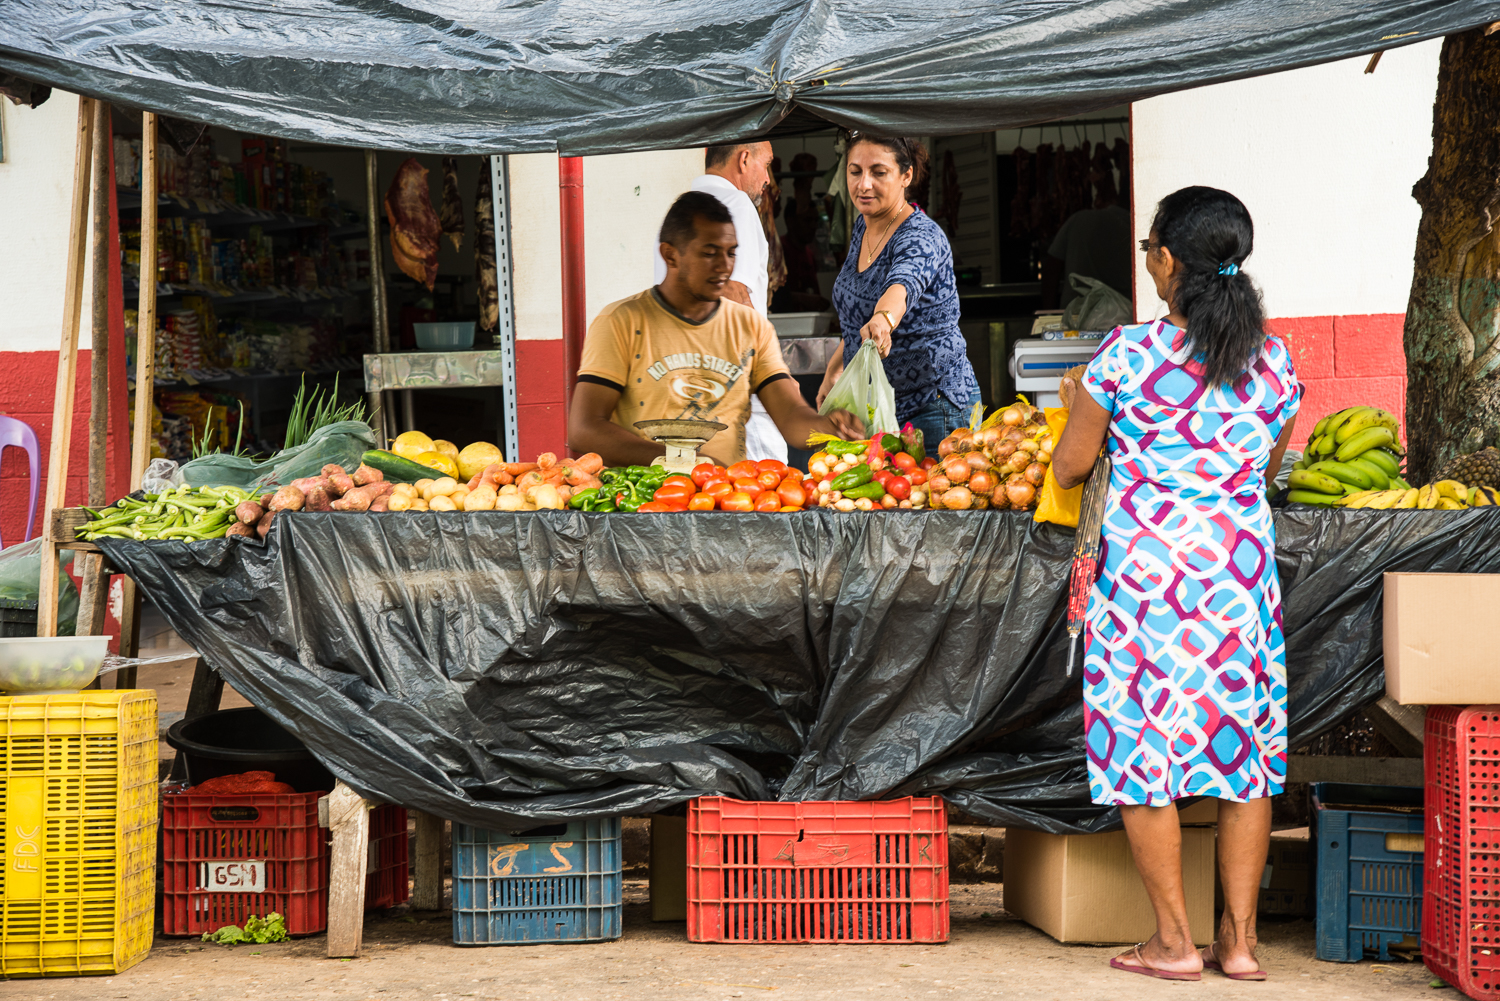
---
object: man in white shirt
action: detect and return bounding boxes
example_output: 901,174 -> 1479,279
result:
653,142 -> 788,462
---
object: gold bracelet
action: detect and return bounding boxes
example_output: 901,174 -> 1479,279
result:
875,309 -> 897,332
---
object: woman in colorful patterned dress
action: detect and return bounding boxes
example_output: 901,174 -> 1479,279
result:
1051,187 -> 1301,982
816,134 -> 981,447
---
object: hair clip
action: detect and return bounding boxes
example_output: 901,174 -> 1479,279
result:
1217,262 -> 1239,276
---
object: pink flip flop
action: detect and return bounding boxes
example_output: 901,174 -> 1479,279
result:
1202,944 -> 1269,981
1109,944 -> 1203,981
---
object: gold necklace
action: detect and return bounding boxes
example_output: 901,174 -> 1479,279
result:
861,204 -> 908,268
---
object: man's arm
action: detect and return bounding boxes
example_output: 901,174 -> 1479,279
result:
567,381 -> 670,467
757,376 -> 864,448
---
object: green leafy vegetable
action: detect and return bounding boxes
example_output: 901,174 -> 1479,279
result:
201,912 -> 288,946
284,374 -> 368,451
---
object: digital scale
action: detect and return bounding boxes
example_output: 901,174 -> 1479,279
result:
1009,337 -> 1103,408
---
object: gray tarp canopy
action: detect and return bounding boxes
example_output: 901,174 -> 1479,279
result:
0,2 -> 1493,155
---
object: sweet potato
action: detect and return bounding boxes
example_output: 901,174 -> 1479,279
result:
321,463 -> 347,478
352,463 -> 385,486
331,482 -> 393,512
304,485 -> 334,512
267,485 -> 305,512
259,492 -> 275,509
235,500 -> 265,525
327,472 -> 355,496
369,494 -> 390,512
256,511 -> 276,539
291,475 -> 331,495
226,521 -> 255,538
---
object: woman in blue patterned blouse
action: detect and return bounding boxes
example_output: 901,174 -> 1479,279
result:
816,134 -> 981,448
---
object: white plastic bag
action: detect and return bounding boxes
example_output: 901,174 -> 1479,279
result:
1062,274 -> 1132,332
819,340 -> 898,436
142,458 -> 182,494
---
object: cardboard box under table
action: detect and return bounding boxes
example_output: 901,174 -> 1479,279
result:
1384,572 -> 1500,704
1003,799 -> 1217,945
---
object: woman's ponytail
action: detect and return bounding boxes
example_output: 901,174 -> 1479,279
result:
1151,186 -> 1266,387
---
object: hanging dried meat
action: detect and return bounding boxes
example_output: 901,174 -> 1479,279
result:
1112,138 -> 1131,210
1008,146 -> 1033,239
475,158 -> 498,332
1030,143 -> 1057,239
440,155 -> 464,251
384,156 -> 440,290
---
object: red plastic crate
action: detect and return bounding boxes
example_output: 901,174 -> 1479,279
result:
162,792 -> 409,936
366,805 -> 410,911
1424,706 -> 1500,999
686,797 -> 948,943
161,790 -> 330,936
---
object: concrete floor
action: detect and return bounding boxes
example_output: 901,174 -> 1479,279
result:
10,883 -> 1437,1000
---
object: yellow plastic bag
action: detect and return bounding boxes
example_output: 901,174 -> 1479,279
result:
1033,407 -> 1083,528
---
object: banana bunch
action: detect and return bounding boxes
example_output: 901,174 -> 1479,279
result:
1285,407 -> 1407,506
1334,481 -> 1500,510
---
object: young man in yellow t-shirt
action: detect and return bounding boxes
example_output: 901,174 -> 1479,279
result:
569,191 -> 861,467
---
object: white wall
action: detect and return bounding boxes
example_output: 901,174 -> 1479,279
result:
0,93 -> 98,352
1131,40 -> 1441,320
508,153 -> 564,342
582,148 -> 704,321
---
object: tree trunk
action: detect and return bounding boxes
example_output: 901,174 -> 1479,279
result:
1405,27 -> 1500,483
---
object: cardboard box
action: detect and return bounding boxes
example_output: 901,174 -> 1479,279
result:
649,814 -> 686,922
1259,828 -> 1311,916
1004,826 -> 1216,945
1384,573 -> 1500,704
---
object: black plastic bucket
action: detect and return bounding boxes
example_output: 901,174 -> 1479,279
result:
165,706 -> 336,793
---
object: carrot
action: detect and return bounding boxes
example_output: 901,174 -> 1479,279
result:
505,462 -> 538,476
536,452 -> 557,470
571,452 -> 604,476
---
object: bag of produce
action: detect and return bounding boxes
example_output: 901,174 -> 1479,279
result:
819,339 -> 898,436
1033,407 -> 1083,528
1061,274 -> 1132,332
179,420 -> 377,493
0,538 -> 78,636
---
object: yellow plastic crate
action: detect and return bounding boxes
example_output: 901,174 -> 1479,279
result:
0,691 -> 157,978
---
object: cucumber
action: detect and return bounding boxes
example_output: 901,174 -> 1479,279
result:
362,449 -> 444,483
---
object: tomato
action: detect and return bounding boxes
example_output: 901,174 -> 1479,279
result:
638,501 -> 682,513
756,470 -> 783,490
777,479 -> 807,509
653,482 -> 696,506
801,478 -> 818,496
908,467 -> 928,486
727,460 -> 759,481
872,470 -> 894,487
720,491 -> 755,512
732,478 -> 763,497
704,479 -> 734,500
688,492 -> 717,511
691,463 -> 724,488
885,476 -> 912,501
663,474 -> 696,492
778,505 -> 802,512
920,456 -> 938,470
893,452 -> 917,472
754,492 -> 781,512
755,459 -> 788,478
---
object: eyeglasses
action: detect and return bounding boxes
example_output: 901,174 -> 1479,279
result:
1138,238 -> 1158,253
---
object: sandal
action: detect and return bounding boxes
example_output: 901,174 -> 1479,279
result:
1109,943 -> 1203,981
1202,943 -> 1269,981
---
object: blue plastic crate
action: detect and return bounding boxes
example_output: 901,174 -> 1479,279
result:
452,817 -> 622,945
1312,782 -> 1423,962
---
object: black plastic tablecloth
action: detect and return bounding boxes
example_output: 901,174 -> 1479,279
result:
101,508 -> 1489,833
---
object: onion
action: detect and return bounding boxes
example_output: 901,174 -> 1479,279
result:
964,452 -> 991,471
968,470 -> 997,495
1037,449 -> 1053,465
974,426 -> 1002,447
1024,462 -> 1047,486
928,473 -> 952,493
1003,427 -> 1026,444
1006,480 -> 1037,508
993,440 -> 1017,460
1001,406 -> 1024,426
941,486 -> 974,510
942,457 -> 972,483
972,494 -> 990,510
1018,438 -> 1039,454
1038,434 -> 1055,453
991,489 -> 1011,510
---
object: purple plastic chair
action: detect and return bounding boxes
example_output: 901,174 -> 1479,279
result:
0,415 -> 40,549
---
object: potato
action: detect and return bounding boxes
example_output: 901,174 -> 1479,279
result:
495,492 -> 525,512
450,486 -> 470,507
392,482 -> 418,497
429,495 -> 457,512
409,498 -> 430,511
498,483 -> 519,496
387,492 -> 413,512
421,476 -> 458,500
414,478 -> 435,493
463,486 -> 497,511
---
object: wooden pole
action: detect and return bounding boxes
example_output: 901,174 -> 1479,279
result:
117,111 -> 159,684
325,781 -> 373,957
364,150 -> 389,443
38,96 -> 96,638
77,98 -> 114,647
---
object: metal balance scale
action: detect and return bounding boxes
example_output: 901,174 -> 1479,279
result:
633,418 -> 727,474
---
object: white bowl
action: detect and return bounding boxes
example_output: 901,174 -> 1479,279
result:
0,636 -> 109,694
